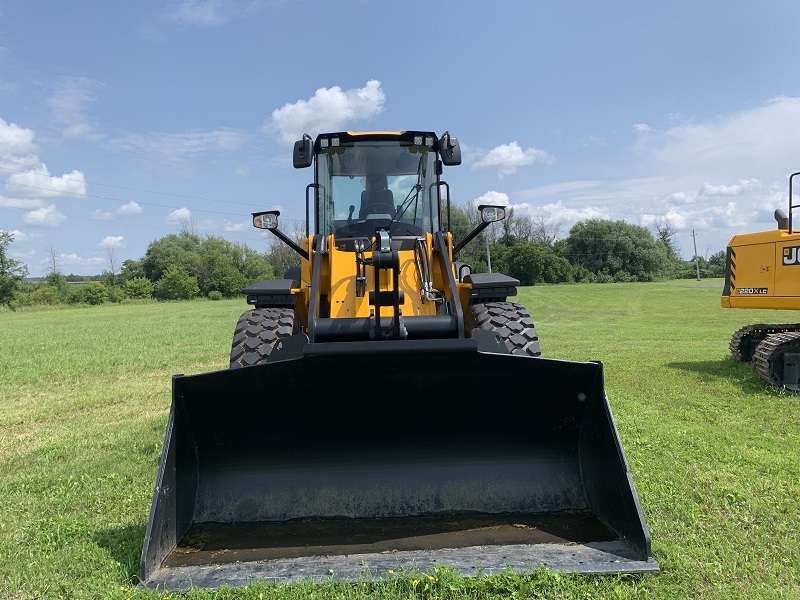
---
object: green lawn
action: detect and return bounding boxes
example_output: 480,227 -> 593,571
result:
0,282 -> 798,599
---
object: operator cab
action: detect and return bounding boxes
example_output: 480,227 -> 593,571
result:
307,132 -> 455,243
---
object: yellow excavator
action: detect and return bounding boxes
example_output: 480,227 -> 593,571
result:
139,131 -> 657,589
722,171 -> 800,391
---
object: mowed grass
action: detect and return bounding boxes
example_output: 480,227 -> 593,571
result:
0,282 -> 798,599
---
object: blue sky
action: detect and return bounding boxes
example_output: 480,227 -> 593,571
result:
2,0 -> 800,276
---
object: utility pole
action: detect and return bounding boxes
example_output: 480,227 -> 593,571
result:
692,229 -> 700,281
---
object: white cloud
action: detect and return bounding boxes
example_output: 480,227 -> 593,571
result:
91,202 -> 143,221
223,220 -> 246,232
62,123 -> 93,139
116,201 -> 143,216
0,196 -> 45,209
111,129 -> 249,165
267,80 -> 386,145
168,0 -> 258,26
6,165 -> 87,198
2,229 -> 38,243
537,199 -> 611,224
471,141 -> 555,178
197,218 -> 217,230
165,207 -> 193,224
640,208 -> 688,230
49,253 -> 104,269
699,178 -> 760,197
636,96 -> 800,177
98,235 -> 125,248
22,204 -> 66,227
0,118 -> 38,156
91,209 -> 114,221
11,248 -> 36,259
667,191 -> 696,205
473,191 -> 510,207
47,76 -> 103,139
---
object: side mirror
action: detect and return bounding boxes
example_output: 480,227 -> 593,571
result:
439,132 -> 462,166
478,205 -> 506,223
293,136 -> 313,169
452,204 -> 507,257
252,210 -> 309,260
253,210 -> 280,230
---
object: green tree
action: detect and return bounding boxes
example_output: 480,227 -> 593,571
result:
0,231 -> 29,305
196,249 -> 247,297
156,265 -> 199,300
121,258 -> 146,281
240,246 -> 274,282
563,219 -> 668,281
44,271 -> 69,302
492,237 -> 574,285
707,251 -> 726,277
197,236 -> 268,296
141,231 -> 202,283
138,233 -> 273,295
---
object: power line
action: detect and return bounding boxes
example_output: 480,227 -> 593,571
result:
0,201 -> 308,236
1,180 -> 263,219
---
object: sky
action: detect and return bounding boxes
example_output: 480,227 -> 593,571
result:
2,0 -> 800,277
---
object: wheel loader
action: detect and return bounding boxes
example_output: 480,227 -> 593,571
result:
722,171 -> 800,391
140,130 -> 657,589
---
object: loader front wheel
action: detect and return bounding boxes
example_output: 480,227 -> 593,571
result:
468,301 -> 541,357
229,308 -> 299,369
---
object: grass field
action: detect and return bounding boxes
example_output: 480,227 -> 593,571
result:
0,281 -> 798,599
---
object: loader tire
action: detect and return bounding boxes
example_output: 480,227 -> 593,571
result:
229,308 -> 299,369
468,301 -> 541,357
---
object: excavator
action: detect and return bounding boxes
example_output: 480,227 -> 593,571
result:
722,171 -> 800,391
139,130 -> 657,589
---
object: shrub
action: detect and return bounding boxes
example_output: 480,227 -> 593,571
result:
81,282 -> 110,305
30,285 -> 62,305
8,289 -> 31,310
123,277 -> 154,300
156,265 -> 199,301
107,286 -> 125,303
208,290 -> 223,301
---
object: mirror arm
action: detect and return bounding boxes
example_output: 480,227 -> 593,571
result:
270,227 -> 309,260
453,220 -> 491,257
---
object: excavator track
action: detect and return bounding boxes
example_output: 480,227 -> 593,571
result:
730,323 -> 800,362
752,330 -> 800,392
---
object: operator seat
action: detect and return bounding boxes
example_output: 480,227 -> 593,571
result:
359,174 -> 395,219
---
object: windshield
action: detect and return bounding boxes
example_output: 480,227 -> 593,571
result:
316,140 -> 440,240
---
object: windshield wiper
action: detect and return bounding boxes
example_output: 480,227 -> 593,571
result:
388,184 -> 422,234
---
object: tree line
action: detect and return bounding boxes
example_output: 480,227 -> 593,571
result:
0,207 -> 726,309
449,205 -> 726,285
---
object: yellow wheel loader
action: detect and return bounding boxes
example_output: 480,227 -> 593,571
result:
140,131 -> 657,589
722,171 -> 800,391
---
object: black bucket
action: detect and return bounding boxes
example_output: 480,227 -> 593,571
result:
140,338 -> 657,589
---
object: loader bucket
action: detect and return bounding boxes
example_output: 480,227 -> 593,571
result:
140,337 -> 657,589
